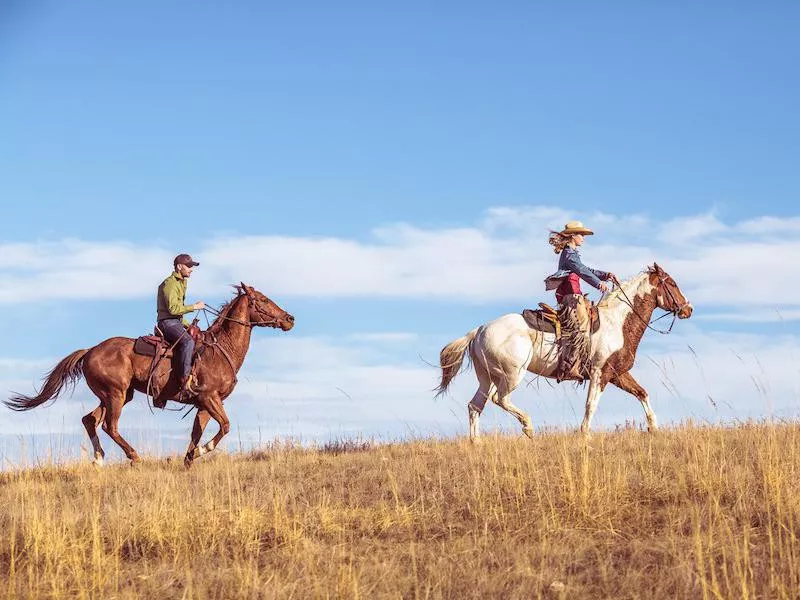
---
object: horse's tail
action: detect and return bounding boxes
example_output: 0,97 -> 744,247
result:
435,327 -> 479,397
5,349 -> 89,411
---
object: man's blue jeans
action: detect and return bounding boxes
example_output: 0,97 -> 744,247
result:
158,318 -> 194,379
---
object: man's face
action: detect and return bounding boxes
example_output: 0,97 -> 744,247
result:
176,263 -> 194,278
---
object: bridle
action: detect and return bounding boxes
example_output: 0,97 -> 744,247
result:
193,291 -> 286,386
614,272 -> 689,335
202,291 -> 285,329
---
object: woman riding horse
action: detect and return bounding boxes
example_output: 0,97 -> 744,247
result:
544,221 -> 617,381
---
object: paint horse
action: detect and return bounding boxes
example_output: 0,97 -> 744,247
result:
5,284 -> 294,467
436,264 -> 692,440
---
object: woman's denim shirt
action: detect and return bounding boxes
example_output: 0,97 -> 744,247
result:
544,247 -> 608,291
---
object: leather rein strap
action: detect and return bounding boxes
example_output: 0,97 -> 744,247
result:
199,330 -> 238,383
614,275 -> 686,335
202,295 -> 281,328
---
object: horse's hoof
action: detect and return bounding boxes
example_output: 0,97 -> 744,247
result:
184,456 -> 193,469
91,458 -> 104,469
522,426 -> 534,439
129,456 -> 142,466
470,436 -> 483,446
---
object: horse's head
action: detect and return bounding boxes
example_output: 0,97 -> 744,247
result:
648,263 -> 693,319
237,283 -> 295,331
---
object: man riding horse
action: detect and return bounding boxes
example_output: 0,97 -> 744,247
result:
153,253 -> 206,408
544,221 -> 618,382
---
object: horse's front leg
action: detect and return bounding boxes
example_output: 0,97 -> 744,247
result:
184,408 -> 211,468
579,371 -> 604,436
611,371 -> 657,432
186,393 -> 230,466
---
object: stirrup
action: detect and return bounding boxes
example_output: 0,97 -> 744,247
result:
177,374 -> 197,400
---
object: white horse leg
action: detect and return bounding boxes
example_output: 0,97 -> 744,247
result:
611,371 -> 658,432
493,369 -> 533,438
468,352 -> 496,443
495,394 -> 534,438
580,372 -> 604,435
468,382 -> 495,443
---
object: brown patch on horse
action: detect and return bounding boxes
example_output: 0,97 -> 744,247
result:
599,274 -> 659,390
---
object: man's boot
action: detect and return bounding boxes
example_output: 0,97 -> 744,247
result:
176,374 -> 197,401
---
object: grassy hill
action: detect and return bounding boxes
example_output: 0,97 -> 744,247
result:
1,423 -> 799,599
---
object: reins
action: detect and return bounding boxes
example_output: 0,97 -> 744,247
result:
196,294 -> 282,378
202,301 -> 281,328
612,275 -> 681,335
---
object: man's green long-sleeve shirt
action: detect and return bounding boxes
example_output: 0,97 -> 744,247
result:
157,272 -> 193,325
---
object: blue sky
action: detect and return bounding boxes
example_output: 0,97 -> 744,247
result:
1,2 -> 799,465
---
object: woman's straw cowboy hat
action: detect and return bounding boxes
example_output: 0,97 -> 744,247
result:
559,221 -> 594,236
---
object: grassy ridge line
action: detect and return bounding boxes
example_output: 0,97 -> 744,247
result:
1,423 -> 799,599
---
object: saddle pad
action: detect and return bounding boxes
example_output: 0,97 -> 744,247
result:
521,309 -> 557,334
133,336 -> 172,358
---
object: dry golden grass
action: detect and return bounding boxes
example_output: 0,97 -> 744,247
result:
1,422 -> 799,599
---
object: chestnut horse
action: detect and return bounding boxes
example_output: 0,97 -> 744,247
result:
5,284 -> 294,467
436,264 -> 693,440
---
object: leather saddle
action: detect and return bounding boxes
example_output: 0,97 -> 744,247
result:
133,321 -> 205,358
522,299 -> 601,337
522,303 -> 561,336
133,330 -> 173,358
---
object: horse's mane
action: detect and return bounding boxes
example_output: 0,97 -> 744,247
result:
597,269 -> 650,308
205,288 -> 246,335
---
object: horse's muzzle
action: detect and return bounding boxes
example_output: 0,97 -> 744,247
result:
678,303 -> 693,319
280,314 -> 295,331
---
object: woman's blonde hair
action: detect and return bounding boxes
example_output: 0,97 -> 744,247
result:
548,231 -> 576,254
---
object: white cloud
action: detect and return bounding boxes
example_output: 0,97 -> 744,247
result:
697,309 -> 800,322
0,206 -> 798,317
347,332 -> 419,343
656,212 -> 728,245
736,216 -> 800,235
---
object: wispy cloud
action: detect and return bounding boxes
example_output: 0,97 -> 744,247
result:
0,207 -> 797,317
697,309 -> 800,322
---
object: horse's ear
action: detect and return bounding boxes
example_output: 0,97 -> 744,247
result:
653,262 -> 662,273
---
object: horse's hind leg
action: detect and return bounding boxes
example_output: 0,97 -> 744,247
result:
493,370 -> 534,438
494,395 -> 534,439
102,387 -> 141,465
468,381 -> 496,444
611,371 -> 657,432
467,347 -> 497,443
82,405 -> 107,466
